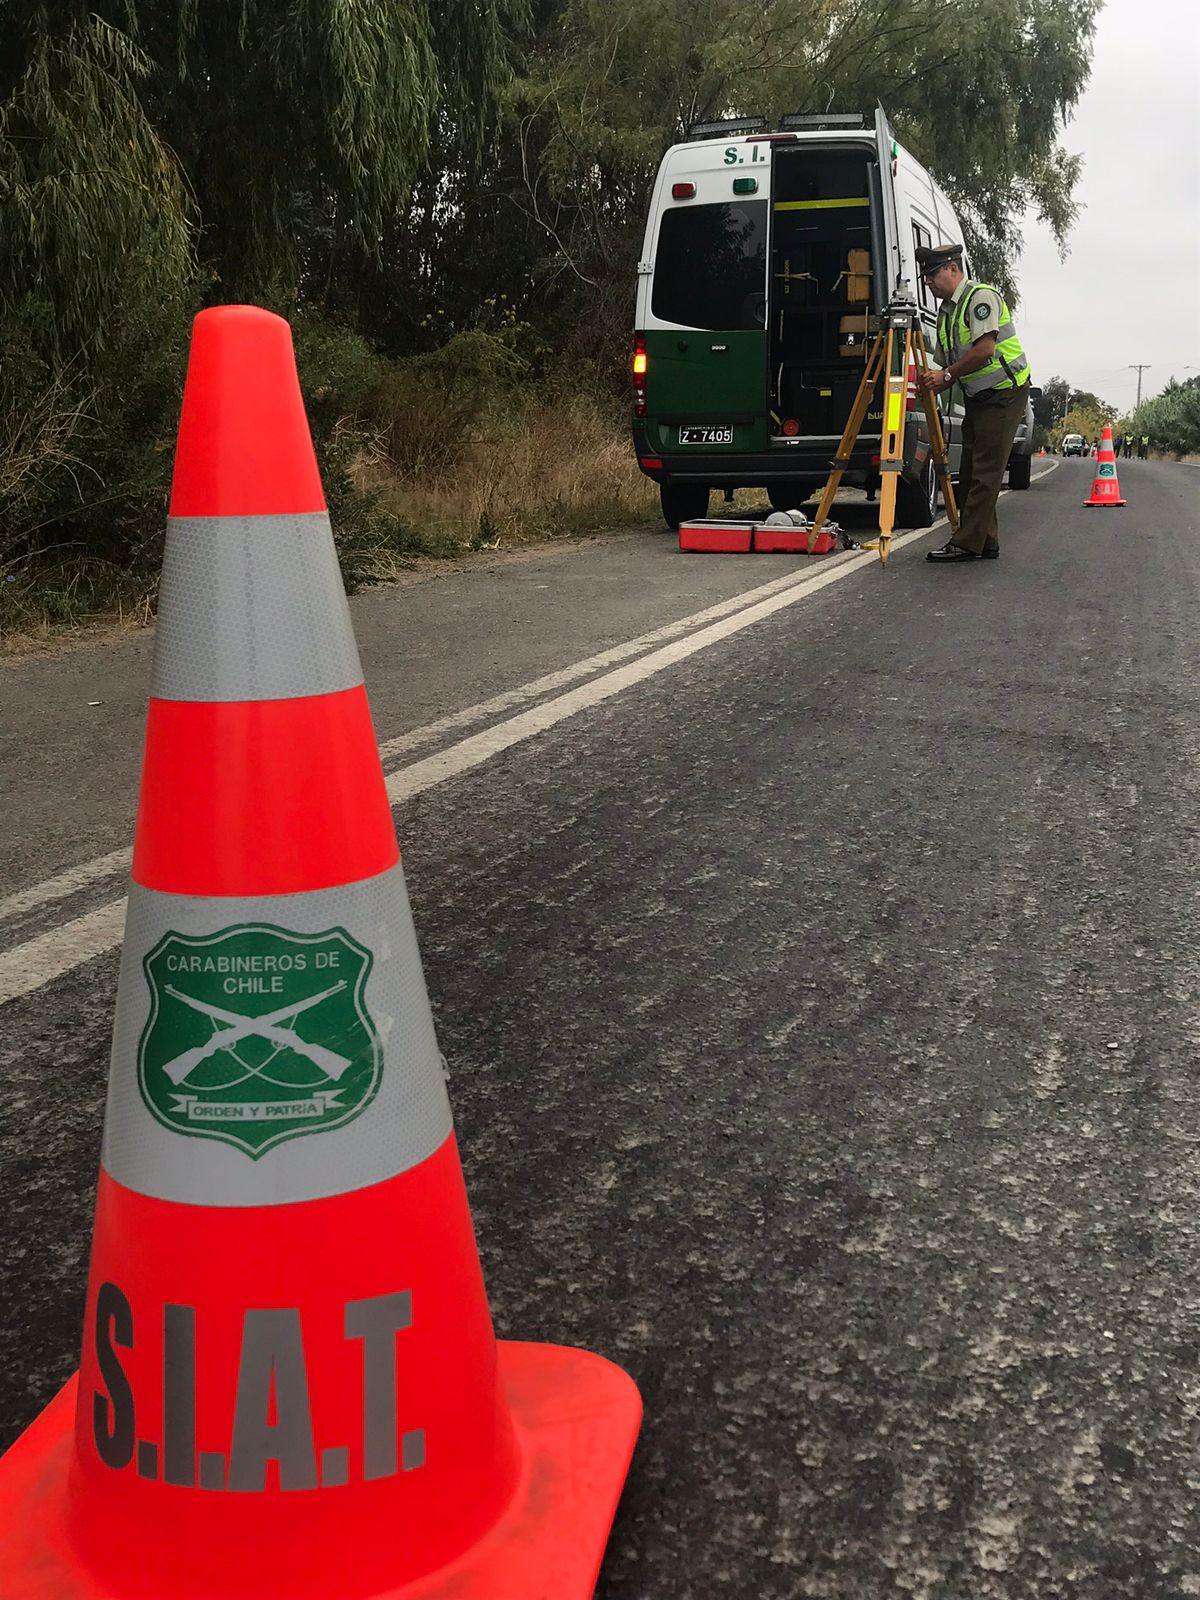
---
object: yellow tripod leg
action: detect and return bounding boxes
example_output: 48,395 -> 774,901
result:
911,324 -> 960,532
861,325 -> 903,564
808,331 -> 885,551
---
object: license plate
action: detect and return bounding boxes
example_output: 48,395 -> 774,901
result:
678,425 -> 734,445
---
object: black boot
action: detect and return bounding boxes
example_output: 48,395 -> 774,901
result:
926,541 -> 980,563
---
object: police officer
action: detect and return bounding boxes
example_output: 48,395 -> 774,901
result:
914,243 -> 1032,562
1138,434 -> 1149,460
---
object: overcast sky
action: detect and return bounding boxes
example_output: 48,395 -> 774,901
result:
1014,0 -> 1200,414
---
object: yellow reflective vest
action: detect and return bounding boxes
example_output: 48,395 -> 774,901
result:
937,282 -> 1030,397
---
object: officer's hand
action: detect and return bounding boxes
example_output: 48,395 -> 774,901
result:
915,370 -> 945,398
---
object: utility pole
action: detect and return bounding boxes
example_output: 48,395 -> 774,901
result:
1128,364 -> 1151,408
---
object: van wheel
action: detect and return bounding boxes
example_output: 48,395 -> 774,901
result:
895,458 -> 938,528
660,483 -> 710,529
1007,452 -> 1032,490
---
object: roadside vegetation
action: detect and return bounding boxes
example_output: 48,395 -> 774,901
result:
1033,374 -> 1200,457
1036,383 -> 1118,454
3,0 -> 1102,637
1124,377 -> 1200,459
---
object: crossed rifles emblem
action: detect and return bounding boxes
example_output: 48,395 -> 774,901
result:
160,979 -> 353,1089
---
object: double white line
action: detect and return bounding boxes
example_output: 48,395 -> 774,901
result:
0,495 -> 1023,1008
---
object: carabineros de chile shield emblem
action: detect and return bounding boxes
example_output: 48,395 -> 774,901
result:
138,924 -> 381,1157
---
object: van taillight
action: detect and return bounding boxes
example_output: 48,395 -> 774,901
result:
671,182 -> 696,200
906,363 -> 917,410
633,335 -> 647,416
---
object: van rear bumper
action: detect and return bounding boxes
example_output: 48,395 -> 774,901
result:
635,446 -> 899,485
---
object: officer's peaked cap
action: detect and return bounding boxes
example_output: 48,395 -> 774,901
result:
915,241 -> 963,274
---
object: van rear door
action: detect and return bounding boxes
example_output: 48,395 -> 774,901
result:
640,155 -> 770,456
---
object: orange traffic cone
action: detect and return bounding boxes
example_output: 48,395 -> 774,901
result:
1083,424 -> 1126,507
0,306 -> 641,1598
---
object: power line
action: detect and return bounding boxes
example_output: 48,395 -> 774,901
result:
1128,363 -> 1151,408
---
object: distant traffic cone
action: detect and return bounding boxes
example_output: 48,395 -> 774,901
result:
0,307 -> 641,1598
1083,424 -> 1126,507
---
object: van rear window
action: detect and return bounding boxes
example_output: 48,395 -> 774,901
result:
652,201 -> 767,330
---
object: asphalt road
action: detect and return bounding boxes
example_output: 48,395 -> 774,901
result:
3,458 -> 1200,1597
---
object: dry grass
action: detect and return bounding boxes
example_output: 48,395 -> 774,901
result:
1,392 -> 662,645
349,392 -> 659,579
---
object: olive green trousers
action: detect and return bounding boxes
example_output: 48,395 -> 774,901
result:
954,386 -> 1028,555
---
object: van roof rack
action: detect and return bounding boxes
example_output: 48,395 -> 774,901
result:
779,112 -> 865,130
686,115 -> 769,141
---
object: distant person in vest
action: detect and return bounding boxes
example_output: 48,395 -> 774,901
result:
1138,434 -> 1149,459
914,243 -> 1031,563
1123,434 -> 1134,459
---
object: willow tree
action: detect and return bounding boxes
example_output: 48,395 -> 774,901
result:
510,0 -> 1101,351
0,6 -> 192,349
143,0 -> 526,302
0,0 -> 526,339
0,0 -> 524,577
768,0 -> 1103,287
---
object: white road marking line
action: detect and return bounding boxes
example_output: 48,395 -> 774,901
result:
375,561 -> 847,765
383,525 -> 937,801
2,467 -> 1059,930
0,901 -> 128,1007
0,560 -> 874,927
0,847 -> 133,924
0,524 -> 937,1006
2,466 -> 1059,1005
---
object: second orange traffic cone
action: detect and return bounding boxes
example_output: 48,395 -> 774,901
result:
1083,424 -> 1126,507
0,306 -> 641,1599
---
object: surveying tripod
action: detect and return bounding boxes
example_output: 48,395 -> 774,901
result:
809,290 -> 959,564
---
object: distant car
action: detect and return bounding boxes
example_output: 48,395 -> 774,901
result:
1061,433 -> 1086,456
1005,387 -> 1038,490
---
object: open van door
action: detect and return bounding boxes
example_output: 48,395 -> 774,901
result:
873,106 -> 903,301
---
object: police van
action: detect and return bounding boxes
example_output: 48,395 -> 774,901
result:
632,109 -> 1033,529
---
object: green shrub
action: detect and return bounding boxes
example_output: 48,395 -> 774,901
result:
0,300 -> 653,632
0,291 -> 193,619
1129,381 -> 1200,457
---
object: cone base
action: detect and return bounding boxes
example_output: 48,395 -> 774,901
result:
396,1341 -> 641,1599
0,1342 -> 641,1600
1083,499 -> 1126,507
